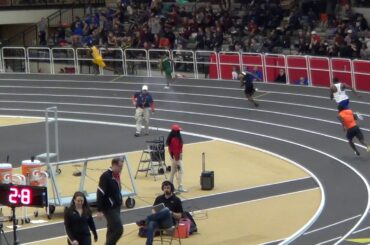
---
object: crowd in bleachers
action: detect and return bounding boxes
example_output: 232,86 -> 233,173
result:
43,0 -> 370,59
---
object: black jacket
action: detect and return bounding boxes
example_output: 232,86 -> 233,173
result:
97,169 -> 122,211
64,208 -> 97,243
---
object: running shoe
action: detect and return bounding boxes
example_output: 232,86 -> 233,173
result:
177,185 -> 188,193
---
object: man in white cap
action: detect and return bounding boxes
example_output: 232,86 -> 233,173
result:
131,85 -> 155,137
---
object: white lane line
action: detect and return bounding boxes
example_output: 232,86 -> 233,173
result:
4,175 -> 317,234
303,214 -> 362,235
22,187 -> 320,245
254,92 -> 270,99
191,188 -> 321,212
0,89 -> 369,119
1,102 -> 369,151
262,214 -> 366,245
38,117 -> 330,244
110,75 -> 124,82
0,79 -> 368,101
0,84 -> 369,109
0,98 -> 359,129
315,236 -> 341,245
353,226 -> 370,234
0,97 -> 368,239
260,239 -> 284,245
0,96 -> 352,121
0,76 -> 368,95
1,78 -> 369,240
0,99 -> 342,124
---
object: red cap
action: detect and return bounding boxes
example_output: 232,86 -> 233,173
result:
171,124 -> 182,131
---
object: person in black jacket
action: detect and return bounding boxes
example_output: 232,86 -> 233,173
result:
274,69 -> 287,83
96,157 -> 124,245
240,71 -> 259,107
64,191 -> 98,245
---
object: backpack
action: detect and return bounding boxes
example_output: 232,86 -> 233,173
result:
182,211 -> 198,235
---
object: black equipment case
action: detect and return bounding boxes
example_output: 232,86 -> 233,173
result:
200,152 -> 214,190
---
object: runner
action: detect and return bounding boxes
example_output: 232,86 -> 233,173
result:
240,71 -> 259,107
330,77 -> 360,110
337,105 -> 370,156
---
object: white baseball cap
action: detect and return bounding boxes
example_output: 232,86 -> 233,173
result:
142,85 -> 148,91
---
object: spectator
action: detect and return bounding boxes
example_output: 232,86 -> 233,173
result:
107,31 -> 117,47
55,22 -> 66,45
148,15 -> 162,35
249,66 -> 263,81
274,69 -> 287,83
294,76 -> 309,85
195,27 -> 205,50
38,17 -> 47,46
309,31 -> 321,55
231,66 -> 239,80
213,26 -> 224,51
71,16 -> 84,47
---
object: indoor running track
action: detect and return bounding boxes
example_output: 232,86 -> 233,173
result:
0,74 -> 369,245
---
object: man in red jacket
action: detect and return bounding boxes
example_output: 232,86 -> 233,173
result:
166,124 -> 186,192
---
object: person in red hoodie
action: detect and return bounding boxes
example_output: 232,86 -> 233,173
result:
166,124 -> 186,192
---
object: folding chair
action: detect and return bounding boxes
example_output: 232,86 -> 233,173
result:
156,221 -> 182,245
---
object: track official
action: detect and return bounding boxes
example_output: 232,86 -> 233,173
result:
132,85 -> 155,137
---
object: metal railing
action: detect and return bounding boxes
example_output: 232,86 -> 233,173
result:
0,46 -> 370,92
0,0 -> 104,9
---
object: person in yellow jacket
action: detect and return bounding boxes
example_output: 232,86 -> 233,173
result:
91,46 -> 106,74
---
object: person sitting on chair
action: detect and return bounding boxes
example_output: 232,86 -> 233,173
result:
136,181 -> 183,245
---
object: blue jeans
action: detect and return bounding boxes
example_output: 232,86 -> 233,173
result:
146,207 -> 173,245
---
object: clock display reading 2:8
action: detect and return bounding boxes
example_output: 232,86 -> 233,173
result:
0,184 -> 48,208
9,187 -> 31,205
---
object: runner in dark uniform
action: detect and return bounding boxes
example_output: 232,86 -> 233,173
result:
240,71 -> 259,107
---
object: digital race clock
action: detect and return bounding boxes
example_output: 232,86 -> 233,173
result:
0,184 -> 48,208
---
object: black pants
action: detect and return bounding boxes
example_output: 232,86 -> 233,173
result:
103,207 -> 123,245
67,235 -> 91,245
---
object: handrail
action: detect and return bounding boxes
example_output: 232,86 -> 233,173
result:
1,46 -> 370,92
0,0 -> 104,9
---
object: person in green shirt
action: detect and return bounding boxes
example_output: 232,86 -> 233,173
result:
160,54 -> 174,89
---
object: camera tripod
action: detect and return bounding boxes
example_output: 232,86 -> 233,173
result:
0,207 -> 18,245
0,221 -> 10,245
